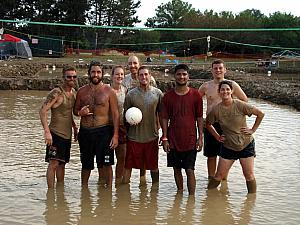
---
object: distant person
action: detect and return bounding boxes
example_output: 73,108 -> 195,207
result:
199,59 -> 247,180
160,64 -> 203,195
146,57 -> 153,62
110,65 -> 128,185
122,55 -> 156,181
73,61 -> 119,187
206,80 -> 264,193
123,65 -> 163,185
123,55 -> 156,90
39,66 -> 78,188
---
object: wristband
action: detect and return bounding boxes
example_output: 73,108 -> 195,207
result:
160,137 -> 168,141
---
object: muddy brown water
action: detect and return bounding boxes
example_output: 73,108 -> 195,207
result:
0,90 -> 299,225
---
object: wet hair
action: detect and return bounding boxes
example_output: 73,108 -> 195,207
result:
218,80 -> 233,92
174,64 -> 189,73
62,66 -> 76,76
212,59 -> 226,67
138,65 -> 150,74
88,61 -> 103,75
112,65 -> 125,76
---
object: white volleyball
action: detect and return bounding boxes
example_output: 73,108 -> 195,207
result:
125,107 -> 143,125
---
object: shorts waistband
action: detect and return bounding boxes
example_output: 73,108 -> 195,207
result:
80,124 -> 111,130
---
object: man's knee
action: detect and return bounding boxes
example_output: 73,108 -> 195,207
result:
207,156 -> 217,162
48,160 -> 59,169
185,169 -> 195,176
244,171 -> 255,181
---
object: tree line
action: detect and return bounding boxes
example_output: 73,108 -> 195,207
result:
1,0 -> 300,56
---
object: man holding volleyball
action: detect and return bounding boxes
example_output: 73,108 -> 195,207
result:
123,65 -> 163,185
160,64 -> 203,195
123,55 -> 156,182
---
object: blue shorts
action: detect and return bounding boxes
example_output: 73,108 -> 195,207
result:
45,131 -> 71,164
167,149 -> 197,170
220,140 -> 256,160
78,126 -> 114,170
203,122 -> 222,157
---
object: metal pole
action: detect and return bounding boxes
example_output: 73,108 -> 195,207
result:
95,32 -> 98,51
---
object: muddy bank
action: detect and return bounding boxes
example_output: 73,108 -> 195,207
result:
0,60 -> 299,111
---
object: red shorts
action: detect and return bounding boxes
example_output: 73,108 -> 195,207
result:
125,138 -> 159,170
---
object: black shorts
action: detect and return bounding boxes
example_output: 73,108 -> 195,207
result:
78,126 -> 114,170
45,131 -> 71,164
167,149 -> 197,170
203,122 -> 222,157
220,140 -> 256,160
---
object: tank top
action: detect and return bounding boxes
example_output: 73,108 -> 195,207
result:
49,87 -> 76,139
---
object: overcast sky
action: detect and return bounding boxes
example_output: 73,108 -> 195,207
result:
136,0 -> 300,25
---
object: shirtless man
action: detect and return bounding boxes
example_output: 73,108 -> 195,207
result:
199,59 -> 247,180
74,61 -> 119,187
40,66 -> 78,188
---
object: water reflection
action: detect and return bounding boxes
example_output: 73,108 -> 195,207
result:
129,184 -> 158,225
0,90 -> 300,225
44,186 -> 71,225
113,184 -> 133,224
201,183 -> 256,225
165,192 -> 196,224
94,187 -> 114,223
75,184 -> 159,225
114,184 -> 159,225
77,187 -> 94,225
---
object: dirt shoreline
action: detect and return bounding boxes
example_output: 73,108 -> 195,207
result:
0,58 -> 299,111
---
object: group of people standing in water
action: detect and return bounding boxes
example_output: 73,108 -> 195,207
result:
40,56 -> 264,195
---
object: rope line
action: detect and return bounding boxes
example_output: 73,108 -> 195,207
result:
1,19 -> 300,31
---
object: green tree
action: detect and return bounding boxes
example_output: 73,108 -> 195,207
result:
87,0 -> 141,49
58,0 -> 88,24
1,0 -> 36,20
265,12 -> 300,49
87,0 -> 140,26
113,0 -> 141,26
145,0 -> 196,27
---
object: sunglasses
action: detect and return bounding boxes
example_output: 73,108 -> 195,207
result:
66,75 -> 77,79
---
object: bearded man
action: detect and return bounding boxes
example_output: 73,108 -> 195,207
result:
74,61 -> 119,187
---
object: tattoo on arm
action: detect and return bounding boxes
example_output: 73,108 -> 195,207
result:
44,89 -> 61,105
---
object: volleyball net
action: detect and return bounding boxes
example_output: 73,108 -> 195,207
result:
1,19 -> 300,66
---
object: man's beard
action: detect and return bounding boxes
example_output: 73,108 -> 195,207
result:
175,81 -> 187,86
67,82 -> 76,88
89,76 -> 102,85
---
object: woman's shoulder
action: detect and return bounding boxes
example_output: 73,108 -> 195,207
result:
233,99 -> 248,107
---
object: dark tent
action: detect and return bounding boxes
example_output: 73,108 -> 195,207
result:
0,34 -> 32,59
